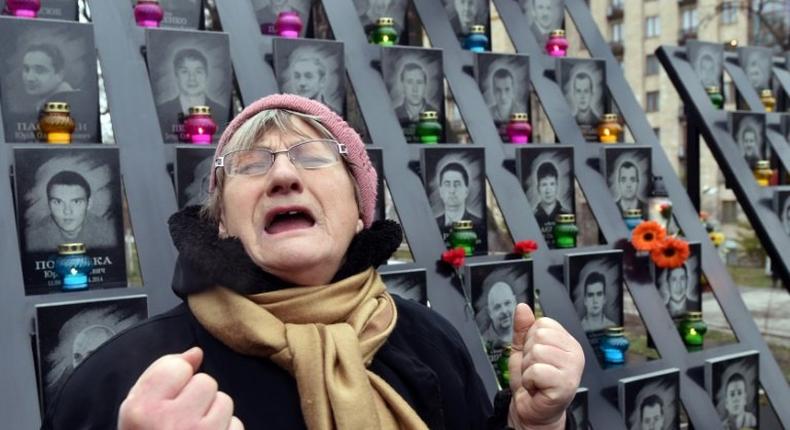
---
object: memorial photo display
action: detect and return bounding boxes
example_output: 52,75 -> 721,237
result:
728,112 -> 766,168
128,0 -> 204,29
251,0 -> 311,36
442,0 -> 489,45
474,52 -> 530,141
175,145 -> 215,208
353,0 -> 408,41
705,350 -> 760,430
654,242 -> 701,320
773,187 -> 790,236
13,146 -> 126,295
520,0 -> 564,47
602,145 -> 652,218
34,295 -> 148,413
273,38 -> 345,116
366,148 -> 386,222
566,388 -> 589,430
516,145 -> 575,248
0,17 -> 99,143
737,46 -> 773,93
557,58 -> 607,141
421,146 -> 487,254
146,28 -> 232,143
564,249 -> 623,335
380,267 -> 428,305
687,40 -> 724,91
619,368 -> 681,430
381,46 -> 444,143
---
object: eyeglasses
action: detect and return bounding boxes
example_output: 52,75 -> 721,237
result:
214,139 -> 348,177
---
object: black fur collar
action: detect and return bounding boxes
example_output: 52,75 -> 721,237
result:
168,206 -> 403,297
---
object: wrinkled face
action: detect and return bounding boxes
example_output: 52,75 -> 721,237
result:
538,175 -> 557,206
48,184 -> 89,236
22,51 -> 63,96
176,58 -> 208,98
668,267 -> 687,302
487,282 -> 517,334
533,0 -> 556,30
291,59 -> 324,100
725,379 -> 747,416
439,170 -> 468,211
218,117 -> 362,285
573,75 -> 592,112
741,129 -> 759,158
584,281 -> 604,317
493,76 -> 514,112
618,166 -> 639,200
454,0 -> 477,29
402,68 -> 427,106
640,404 -> 664,430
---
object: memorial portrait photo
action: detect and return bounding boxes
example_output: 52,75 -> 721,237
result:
772,188 -> 790,236
274,38 -> 345,116
706,351 -> 759,430
737,46 -> 773,92
353,0 -> 408,37
566,388 -> 589,430
366,148 -> 386,222
655,243 -> 701,319
475,52 -> 530,139
146,28 -> 232,143
442,0 -> 488,37
0,17 -> 99,143
687,40 -> 724,90
380,267 -> 428,305
565,249 -> 623,334
558,58 -> 607,141
175,146 -> 215,208
421,147 -> 487,254
251,0 -> 311,36
520,0 -> 564,46
517,145 -> 575,248
619,368 -> 680,430
729,112 -> 765,168
603,146 -> 652,218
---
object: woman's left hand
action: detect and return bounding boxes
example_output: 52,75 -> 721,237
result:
507,303 -> 585,430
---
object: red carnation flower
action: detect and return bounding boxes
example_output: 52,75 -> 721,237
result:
513,240 -> 539,256
441,247 -> 466,269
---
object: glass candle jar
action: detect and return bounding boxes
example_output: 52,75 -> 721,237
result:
183,106 -> 217,144
55,243 -> 92,291
506,113 -> 531,144
705,86 -> 724,109
39,102 -> 75,144
545,29 -> 568,57
760,89 -> 776,112
597,113 -> 622,143
6,0 -> 41,17
599,326 -> 630,366
463,24 -> 488,52
754,160 -> 772,186
275,11 -> 302,38
370,17 -> 398,45
678,311 -> 707,350
449,220 -> 478,256
495,345 -> 510,387
134,0 -> 164,28
553,213 -> 578,249
623,208 -> 643,231
416,111 -> 442,144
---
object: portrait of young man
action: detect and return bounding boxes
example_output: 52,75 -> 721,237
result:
738,46 -> 772,92
522,0 -> 564,46
275,39 -> 345,115
253,0 -> 311,35
706,351 -> 759,430
443,0 -> 488,39
656,243 -> 700,319
619,368 -> 680,430
565,250 -> 623,336
604,147 -> 651,219
731,113 -> 765,168
559,59 -> 606,141
354,0 -> 407,39
688,41 -> 723,90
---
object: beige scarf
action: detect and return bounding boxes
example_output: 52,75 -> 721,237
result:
187,268 -> 429,430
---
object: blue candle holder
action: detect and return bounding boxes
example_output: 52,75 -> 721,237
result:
463,24 -> 488,52
55,243 -> 92,291
599,326 -> 629,367
623,208 -> 643,231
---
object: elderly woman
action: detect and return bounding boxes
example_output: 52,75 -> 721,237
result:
43,95 -> 583,430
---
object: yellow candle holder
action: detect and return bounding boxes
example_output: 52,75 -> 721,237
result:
754,160 -> 772,186
38,102 -> 75,144
760,89 -> 776,112
597,113 -> 622,143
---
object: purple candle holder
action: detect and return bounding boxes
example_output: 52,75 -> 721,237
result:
545,29 -> 568,57
183,106 -> 217,144
134,0 -> 164,28
6,0 -> 41,18
275,11 -> 303,38
506,113 -> 531,144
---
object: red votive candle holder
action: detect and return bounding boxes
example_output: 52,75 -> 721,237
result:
275,11 -> 303,38
506,113 -> 532,144
184,106 -> 217,144
134,0 -> 164,28
6,0 -> 41,18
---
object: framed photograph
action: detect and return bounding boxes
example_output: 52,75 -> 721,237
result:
516,145 -> 575,248
774,187 -> 790,235
146,28 -> 232,143
273,38 -> 345,116
421,146 -> 487,254
519,0 -> 564,47
353,0 -> 408,41
566,387 -> 588,430
366,147 -> 386,222
442,0 -> 489,44
728,112 -> 766,168
687,40 -> 724,90
737,46 -> 773,93
782,114 -> 790,144
13,146 -> 127,295
0,17 -> 99,143
379,266 -> 427,305
251,0 -> 311,36
705,350 -> 760,430
654,242 -> 701,319
618,368 -> 680,430
34,295 -> 148,412
381,46 -> 444,143
474,52 -> 530,141
602,145 -> 652,218
557,58 -> 607,141
175,145 -> 215,208
564,249 -> 623,335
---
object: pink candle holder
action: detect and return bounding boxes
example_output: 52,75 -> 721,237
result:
134,0 -> 164,28
275,11 -> 303,38
545,29 -> 568,57
6,0 -> 41,18
184,106 -> 217,144
506,113 -> 531,144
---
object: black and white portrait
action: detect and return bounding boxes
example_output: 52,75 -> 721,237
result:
353,0 -> 408,37
655,243 -> 701,319
687,41 -> 724,90
565,249 -> 623,334
603,146 -> 652,218
558,58 -> 607,141
146,28 -> 232,143
14,147 -> 126,294
273,38 -> 345,115
0,17 -> 99,143
517,145 -> 575,248
773,188 -> 790,236
381,46 -> 444,143
252,0 -> 311,35
442,0 -> 488,39
475,53 -> 530,140
619,368 -> 680,430
175,146 -> 215,208
738,46 -> 773,92
34,295 -> 147,412
705,351 -> 759,430
566,388 -> 588,430
421,147 -> 487,254
729,112 -> 765,168
380,267 -> 427,305
367,148 -> 386,222
520,0 -> 564,46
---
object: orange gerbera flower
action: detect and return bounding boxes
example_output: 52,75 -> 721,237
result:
631,220 -> 666,252
651,237 -> 691,269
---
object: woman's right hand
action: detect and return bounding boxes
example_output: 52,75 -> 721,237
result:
118,347 -> 244,430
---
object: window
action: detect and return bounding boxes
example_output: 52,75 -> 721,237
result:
652,127 -> 661,141
611,0 -> 623,8
646,91 -> 660,112
681,8 -> 698,32
611,22 -> 623,42
721,1 -> 737,24
645,16 -> 661,37
646,54 -> 659,75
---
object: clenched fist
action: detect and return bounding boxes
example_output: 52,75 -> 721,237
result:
507,303 -> 585,430
119,347 -> 244,430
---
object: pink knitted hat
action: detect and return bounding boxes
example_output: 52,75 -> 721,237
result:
209,94 -> 378,228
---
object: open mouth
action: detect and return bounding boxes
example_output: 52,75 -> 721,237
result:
264,208 -> 316,235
